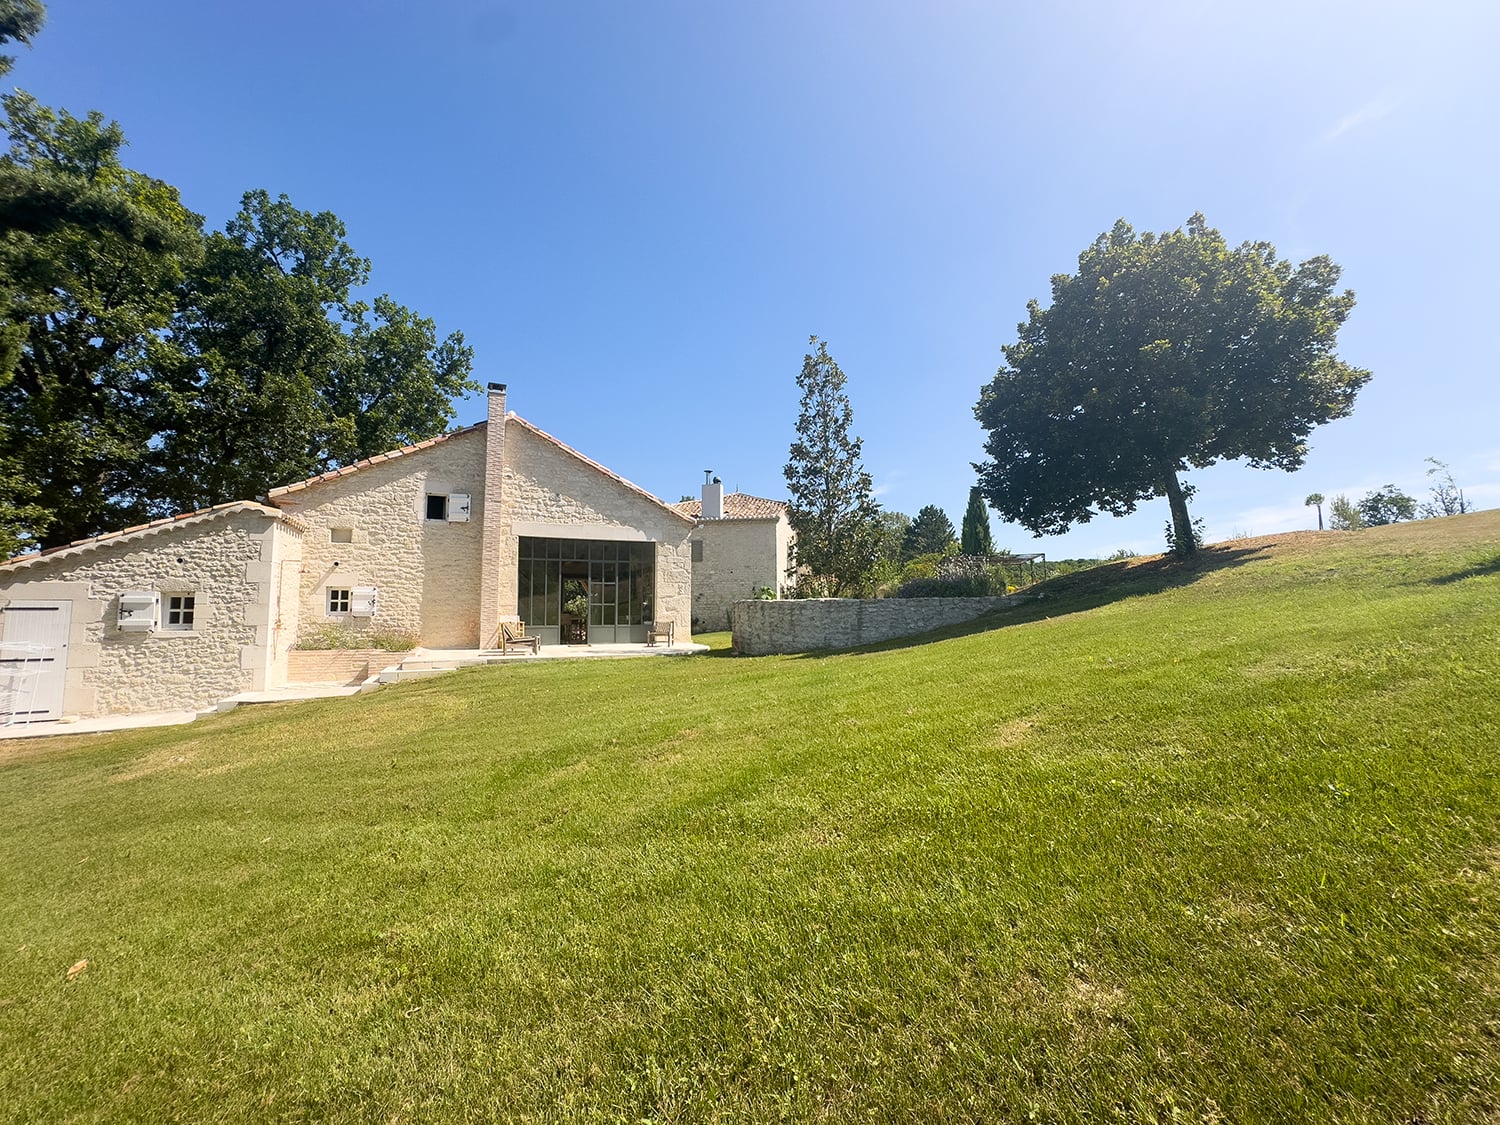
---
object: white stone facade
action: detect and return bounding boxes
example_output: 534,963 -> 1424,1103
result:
500,419 -> 693,644
2,386 -> 697,719
690,518 -> 788,630
677,485 -> 794,631
270,427 -> 488,649
0,505 -> 302,717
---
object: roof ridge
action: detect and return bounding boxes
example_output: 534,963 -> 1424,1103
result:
1,501 -> 302,571
506,414 -> 695,524
267,422 -> 486,500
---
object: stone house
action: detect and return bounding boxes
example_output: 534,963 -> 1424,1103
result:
0,385 -> 695,722
673,474 -> 793,630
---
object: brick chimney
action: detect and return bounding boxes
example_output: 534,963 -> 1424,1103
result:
701,470 -> 723,520
479,382 -> 508,648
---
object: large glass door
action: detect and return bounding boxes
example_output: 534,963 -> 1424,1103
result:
517,538 -> 655,645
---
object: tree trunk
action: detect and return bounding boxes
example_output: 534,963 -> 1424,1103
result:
1163,468 -> 1196,556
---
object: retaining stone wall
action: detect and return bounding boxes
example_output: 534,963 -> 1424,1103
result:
285,648 -> 411,685
731,595 -> 1020,655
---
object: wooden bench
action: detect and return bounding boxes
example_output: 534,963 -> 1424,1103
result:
500,619 -> 541,654
645,618 -> 675,647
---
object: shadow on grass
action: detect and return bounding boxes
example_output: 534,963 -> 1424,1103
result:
1426,554 -> 1500,586
792,542 -> 1273,658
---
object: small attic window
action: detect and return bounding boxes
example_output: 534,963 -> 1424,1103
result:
330,527 -> 353,544
425,494 -> 448,521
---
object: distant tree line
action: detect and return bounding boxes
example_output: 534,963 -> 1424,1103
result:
1320,459 -> 1472,532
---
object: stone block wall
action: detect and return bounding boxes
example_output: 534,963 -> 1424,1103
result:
285,648 -> 410,684
271,428 -> 488,649
0,508 -> 295,716
689,517 -> 786,630
730,595 -> 1020,655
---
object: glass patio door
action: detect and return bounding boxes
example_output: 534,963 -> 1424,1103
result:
517,537 -> 654,645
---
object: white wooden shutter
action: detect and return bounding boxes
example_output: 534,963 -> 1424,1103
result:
448,493 -> 471,523
350,587 -> 378,617
118,591 -> 160,632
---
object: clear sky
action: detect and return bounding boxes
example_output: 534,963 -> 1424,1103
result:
14,1 -> 1499,557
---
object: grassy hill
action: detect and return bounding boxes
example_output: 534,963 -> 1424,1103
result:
3,513 -> 1498,1123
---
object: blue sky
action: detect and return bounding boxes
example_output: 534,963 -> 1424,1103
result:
15,1 -> 1499,557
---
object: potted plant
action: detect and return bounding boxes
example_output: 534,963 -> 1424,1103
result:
562,588 -> 590,644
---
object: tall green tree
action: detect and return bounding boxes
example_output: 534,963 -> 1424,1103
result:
903,504 -> 956,560
0,92 -> 202,549
1328,494 -> 1362,531
975,214 -> 1370,555
783,337 -> 882,596
874,510 -> 910,569
0,0 -> 44,78
151,191 -> 477,512
960,486 -> 994,555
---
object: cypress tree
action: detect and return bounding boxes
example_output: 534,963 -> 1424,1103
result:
961,486 -> 994,555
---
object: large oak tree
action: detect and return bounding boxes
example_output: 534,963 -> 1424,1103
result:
0,95 -> 475,550
0,93 -> 202,549
974,215 -> 1369,554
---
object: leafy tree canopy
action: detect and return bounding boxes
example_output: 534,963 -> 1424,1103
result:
0,93 -> 477,551
903,504 -> 956,561
975,214 -> 1370,554
0,92 -> 203,549
0,0 -> 43,78
1356,485 -> 1416,527
960,486 -> 994,555
875,510 -> 910,565
784,337 -> 883,596
152,190 -> 476,512
1329,494 -> 1362,531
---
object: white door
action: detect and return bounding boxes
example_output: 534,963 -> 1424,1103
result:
1,601 -> 72,722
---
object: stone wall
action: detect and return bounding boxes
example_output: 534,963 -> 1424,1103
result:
272,428 -> 488,649
731,595 -> 1019,655
0,507 -> 295,716
689,517 -> 787,630
285,648 -> 410,685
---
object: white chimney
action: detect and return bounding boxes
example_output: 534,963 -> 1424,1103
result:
701,471 -> 724,520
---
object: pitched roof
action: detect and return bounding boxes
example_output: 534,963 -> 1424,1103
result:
265,415 -> 694,525
1,502 -> 305,573
507,415 -> 695,524
672,493 -> 789,520
266,422 -> 485,499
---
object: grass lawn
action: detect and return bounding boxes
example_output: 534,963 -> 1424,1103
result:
3,513 -> 1498,1122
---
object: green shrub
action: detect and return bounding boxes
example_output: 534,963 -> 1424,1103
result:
294,624 -> 419,651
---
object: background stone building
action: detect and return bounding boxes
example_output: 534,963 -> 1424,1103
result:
674,475 -> 793,631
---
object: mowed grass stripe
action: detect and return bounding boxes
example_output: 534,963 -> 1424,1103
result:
1,512 -> 1497,1122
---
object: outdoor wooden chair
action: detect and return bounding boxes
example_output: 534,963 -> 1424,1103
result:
645,618 -> 675,647
500,619 -> 541,654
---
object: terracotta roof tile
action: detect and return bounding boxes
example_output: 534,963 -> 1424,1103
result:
1,502 -> 305,572
673,493 -> 789,520
266,422 -> 486,498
